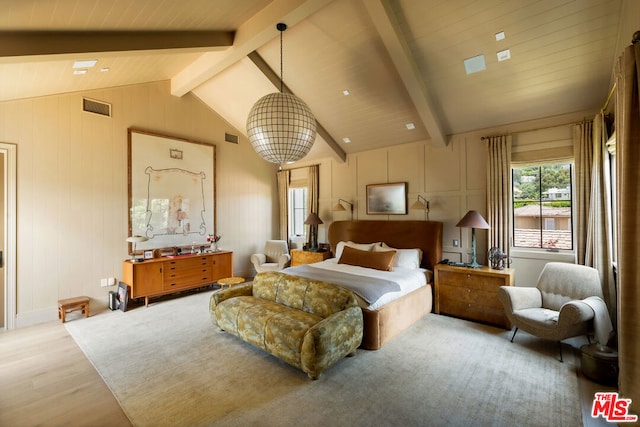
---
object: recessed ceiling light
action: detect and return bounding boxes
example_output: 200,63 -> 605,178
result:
406,123 -> 416,130
100,67 -> 110,73
73,69 -> 88,75
73,60 -> 98,69
464,54 -> 486,74
342,137 -> 351,143
342,90 -> 350,96
497,49 -> 511,62
495,31 -> 505,41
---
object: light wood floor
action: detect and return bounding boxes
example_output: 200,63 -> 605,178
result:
0,319 -> 131,427
0,318 -> 616,427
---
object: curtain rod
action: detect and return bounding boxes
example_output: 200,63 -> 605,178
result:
480,121 -> 579,140
279,163 -> 320,171
601,83 -> 617,112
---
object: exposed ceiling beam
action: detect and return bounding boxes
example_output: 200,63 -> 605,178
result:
0,31 -> 234,57
363,0 -> 447,147
171,0 -> 333,97
247,51 -> 346,163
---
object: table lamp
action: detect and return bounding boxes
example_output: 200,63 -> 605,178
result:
304,212 -> 323,252
456,210 -> 490,268
126,235 -> 149,262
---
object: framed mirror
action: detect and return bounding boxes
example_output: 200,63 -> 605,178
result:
128,128 -> 216,254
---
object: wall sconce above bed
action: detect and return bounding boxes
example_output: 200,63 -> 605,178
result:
332,199 -> 353,220
410,195 -> 430,220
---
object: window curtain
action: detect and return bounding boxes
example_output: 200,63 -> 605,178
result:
614,41 -> 640,414
485,135 -> 512,259
574,116 -> 616,327
307,165 -> 319,215
276,169 -> 290,241
573,119 -> 593,265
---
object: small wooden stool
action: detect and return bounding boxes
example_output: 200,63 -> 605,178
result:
217,277 -> 245,290
58,296 -> 90,323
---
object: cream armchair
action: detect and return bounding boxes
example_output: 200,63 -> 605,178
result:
498,262 -> 604,361
250,240 -> 291,273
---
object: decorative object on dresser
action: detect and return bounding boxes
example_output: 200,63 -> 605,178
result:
122,251 -> 233,306
487,247 -> 509,270
332,199 -> 354,220
304,212 -> 323,251
250,240 -> 291,273
456,210 -> 490,268
434,263 -> 514,329
126,235 -> 148,262
290,249 -> 331,266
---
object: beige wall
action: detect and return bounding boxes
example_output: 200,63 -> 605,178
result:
0,80 -> 278,326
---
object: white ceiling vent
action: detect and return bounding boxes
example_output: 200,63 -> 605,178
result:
82,97 -> 112,117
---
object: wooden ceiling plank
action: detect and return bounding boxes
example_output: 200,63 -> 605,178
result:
364,0 -> 447,147
0,30 -> 234,57
170,0 -> 333,97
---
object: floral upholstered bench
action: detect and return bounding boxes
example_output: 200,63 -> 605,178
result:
210,271 -> 363,379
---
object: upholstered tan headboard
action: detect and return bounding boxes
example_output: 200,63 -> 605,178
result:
327,220 -> 443,270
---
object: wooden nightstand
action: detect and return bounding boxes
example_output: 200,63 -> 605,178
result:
434,264 -> 515,329
291,249 -> 331,266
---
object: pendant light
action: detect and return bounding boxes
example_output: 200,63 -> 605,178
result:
246,23 -> 317,165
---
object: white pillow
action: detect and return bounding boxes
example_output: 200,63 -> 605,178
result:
335,241 -> 377,259
375,244 -> 422,269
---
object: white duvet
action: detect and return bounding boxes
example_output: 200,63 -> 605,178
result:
301,258 -> 430,310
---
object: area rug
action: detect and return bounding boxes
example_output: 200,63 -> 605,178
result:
66,289 -> 582,426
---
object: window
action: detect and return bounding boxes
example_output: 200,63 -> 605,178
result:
512,163 -> 573,250
288,187 -> 307,238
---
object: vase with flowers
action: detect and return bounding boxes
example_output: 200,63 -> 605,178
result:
207,233 -> 221,252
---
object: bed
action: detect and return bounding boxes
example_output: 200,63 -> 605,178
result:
284,220 -> 443,350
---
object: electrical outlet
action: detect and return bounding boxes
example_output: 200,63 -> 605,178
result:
453,239 -> 460,247
100,278 -> 109,287
108,277 -> 117,286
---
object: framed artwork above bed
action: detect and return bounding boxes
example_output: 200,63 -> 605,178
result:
366,182 -> 407,215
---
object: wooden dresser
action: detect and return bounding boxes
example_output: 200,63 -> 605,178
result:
291,249 -> 331,266
122,251 -> 233,306
434,264 -> 515,329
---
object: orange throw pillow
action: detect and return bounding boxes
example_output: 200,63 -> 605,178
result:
338,246 -> 396,271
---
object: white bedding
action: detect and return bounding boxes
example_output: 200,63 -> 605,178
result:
297,258 -> 430,310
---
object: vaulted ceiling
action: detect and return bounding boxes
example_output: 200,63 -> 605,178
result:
0,0 -> 625,162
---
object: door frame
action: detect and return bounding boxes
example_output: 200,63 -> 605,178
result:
2,143 -> 17,330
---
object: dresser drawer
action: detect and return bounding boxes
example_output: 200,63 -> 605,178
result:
437,270 -> 505,291
438,284 -> 503,310
164,256 -> 212,289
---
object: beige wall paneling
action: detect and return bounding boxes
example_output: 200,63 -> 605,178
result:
426,138 -> 462,193
3,80 -> 277,326
356,150 -> 388,220
330,157 -> 356,222
465,137 -> 486,191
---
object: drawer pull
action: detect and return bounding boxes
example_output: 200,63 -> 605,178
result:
467,288 -> 471,293
466,274 -> 471,279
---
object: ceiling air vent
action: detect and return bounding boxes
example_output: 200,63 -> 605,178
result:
82,97 -> 112,117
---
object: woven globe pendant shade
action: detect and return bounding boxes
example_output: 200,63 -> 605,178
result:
246,92 -> 316,164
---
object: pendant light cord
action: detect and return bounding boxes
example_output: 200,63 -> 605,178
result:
280,28 -> 283,92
